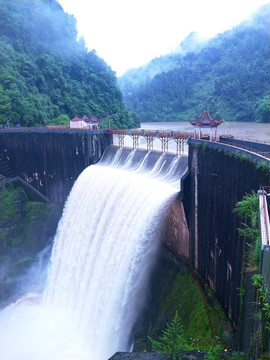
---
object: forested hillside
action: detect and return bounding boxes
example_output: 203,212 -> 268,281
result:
119,4 -> 270,123
0,0 -> 139,128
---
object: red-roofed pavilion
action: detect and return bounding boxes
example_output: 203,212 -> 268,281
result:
189,110 -> 224,141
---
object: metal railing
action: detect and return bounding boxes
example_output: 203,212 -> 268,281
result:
258,186 -> 270,291
0,175 -> 50,203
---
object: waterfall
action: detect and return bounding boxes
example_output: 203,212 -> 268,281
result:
0,146 -> 188,360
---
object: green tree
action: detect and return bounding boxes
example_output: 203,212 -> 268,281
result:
252,274 -> 270,331
50,114 -> 69,125
119,4 -> 270,123
233,191 -> 260,266
254,95 -> 270,123
0,0 -> 139,129
148,311 -> 188,360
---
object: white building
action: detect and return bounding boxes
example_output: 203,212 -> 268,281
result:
70,114 -> 102,130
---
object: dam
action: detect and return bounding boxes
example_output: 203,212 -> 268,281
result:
0,128 -> 269,358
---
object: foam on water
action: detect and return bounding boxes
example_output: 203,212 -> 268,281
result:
0,147 -> 187,360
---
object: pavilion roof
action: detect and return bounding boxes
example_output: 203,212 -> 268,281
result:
189,110 -> 224,127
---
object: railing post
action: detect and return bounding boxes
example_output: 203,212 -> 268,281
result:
158,131 -> 171,153
173,132 -> 191,155
130,130 -> 142,150
143,130 -> 157,151
113,130 -> 128,147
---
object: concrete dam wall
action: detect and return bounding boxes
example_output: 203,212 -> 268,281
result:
0,130 -> 112,203
185,140 -> 270,335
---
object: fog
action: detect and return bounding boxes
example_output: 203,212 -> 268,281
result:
0,245 -> 52,308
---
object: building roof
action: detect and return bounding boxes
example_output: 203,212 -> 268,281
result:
88,114 -> 102,123
70,116 -> 80,122
81,115 -> 89,122
70,114 -> 102,124
189,110 -> 224,127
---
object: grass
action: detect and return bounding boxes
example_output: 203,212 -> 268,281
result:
161,272 -> 230,350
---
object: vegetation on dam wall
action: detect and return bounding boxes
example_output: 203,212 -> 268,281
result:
234,192 -> 270,356
132,248 -> 233,353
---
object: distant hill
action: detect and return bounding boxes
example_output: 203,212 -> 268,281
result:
118,32 -> 208,94
118,4 -> 270,123
0,0 -> 139,128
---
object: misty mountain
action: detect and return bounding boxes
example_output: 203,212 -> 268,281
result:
0,0 -> 139,128
119,4 -> 270,123
118,32 -> 208,94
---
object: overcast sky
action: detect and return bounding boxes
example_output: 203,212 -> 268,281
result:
58,0 -> 269,76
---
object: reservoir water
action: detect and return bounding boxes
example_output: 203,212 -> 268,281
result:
112,122 -> 269,153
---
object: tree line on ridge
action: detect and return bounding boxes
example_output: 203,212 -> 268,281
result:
0,0 -> 139,129
118,4 -> 270,123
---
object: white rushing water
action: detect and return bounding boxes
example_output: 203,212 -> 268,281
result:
0,147 -> 187,360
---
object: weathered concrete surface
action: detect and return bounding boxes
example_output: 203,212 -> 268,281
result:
162,198 -> 189,259
186,140 -> 270,351
0,130 -> 112,203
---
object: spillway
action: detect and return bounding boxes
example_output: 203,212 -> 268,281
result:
0,146 -> 188,360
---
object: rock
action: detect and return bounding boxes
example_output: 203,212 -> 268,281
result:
108,352 -> 169,360
108,351 -> 208,360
